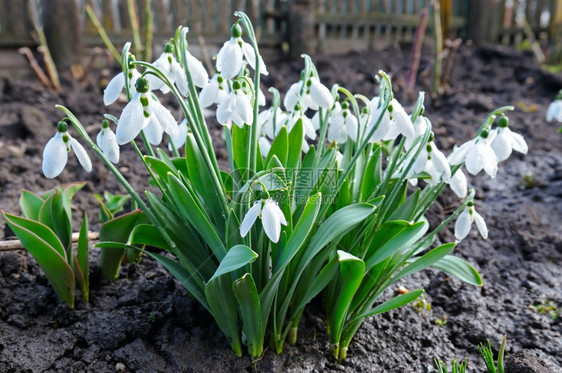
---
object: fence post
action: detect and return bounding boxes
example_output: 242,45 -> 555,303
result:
466,0 -> 501,43
288,0 -> 315,58
40,0 -> 82,70
550,0 -> 562,39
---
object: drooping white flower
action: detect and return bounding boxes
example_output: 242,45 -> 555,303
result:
546,93 -> 562,122
412,140 -> 451,186
259,136 -> 271,158
283,105 -> 316,152
405,116 -> 430,150
449,168 -> 468,198
284,76 -> 333,112
259,107 -> 288,139
185,50 -> 209,88
216,80 -> 253,127
96,119 -> 120,163
328,101 -> 358,143
42,121 -> 92,178
168,118 -> 188,151
199,73 -> 228,108
116,77 -> 179,145
103,69 -> 141,106
366,97 -> 391,143
454,203 -> 488,241
240,198 -> 287,243
490,116 -> 528,162
216,24 -> 268,80
147,44 -> 189,95
449,133 -> 499,178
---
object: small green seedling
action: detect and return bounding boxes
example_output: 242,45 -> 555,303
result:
1,183 -> 89,308
94,191 -> 131,223
434,357 -> 467,373
435,314 -> 448,326
412,293 -> 432,313
530,299 -> 559,320
478,335 -> 506,373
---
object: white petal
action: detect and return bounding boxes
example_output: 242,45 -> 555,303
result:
151,100 -> 179,139
259,137 -> 271,158
309,77 -> 333,109
42,133 -> 68,178
262,199 -> 283,242
508,129 -> 528,155
217,38 -> 243,80
103,72 -> 125,106
216,94 -> 235,125
473,211 -> 488,239
236,92 -> 254,125
465,144 -> 485,175
242,41 -> 268,75
240,202 -> 261,237
144,117 -> 164,145
97,128 -> 120,163
302,116 -> 316,140
69,137 -> 92,172
284,82 -> 303,111
454,208 -> 472,241
449,169 -> 467,198
546,100 -> 562,121
490,130 -> 512,162
448,140 -> 473,166
431,144 -> 451,181
368,107 -> 391,142
186,51 -> 209,88
346,114 -> 359,142
116,94 -> 146,144
199,77 -> 219,108
481,144 -> 498,178
391,99 -> 414,138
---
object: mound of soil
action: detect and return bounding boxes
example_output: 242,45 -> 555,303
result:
1,44 -> 561,372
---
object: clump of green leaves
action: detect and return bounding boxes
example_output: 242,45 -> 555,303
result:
434,357 -> 467,373
530,299 -> 560,320
478,335 -> 506,373
1,183 -> 89,307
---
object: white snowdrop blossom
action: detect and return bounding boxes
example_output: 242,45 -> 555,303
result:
328,102 -> 359,143
96,119 -> 120,163
448,133 -> 499,178
490,116 -> 528,161
216,80 -> 253,128
366,98 -> 391,143
216,24 -> 268,80
103,69 -> 141,106
42,121 -> 92,178
449,169 -> 468,198
240,198 -> 287,243
259,107 -> 288,139
546,91 -> 562,121
199,73 -> 228,108
116,77 -> 179,145
284,76 -> 333,112
146,44 -> 189,95
454,202 -> 488,241
259,137 -> 271,158
412,140 -> 451,186
283,105 -> 316,152
168,119 -> 188,151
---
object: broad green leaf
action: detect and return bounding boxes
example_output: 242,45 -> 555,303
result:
129,224 -> 170,250
233,273 -> 263,357
145,155 -> 177,181
61,182 -> 86,218
144,250 -> 208,311
287,119 -> 303,170
2,212 -> 75,307
99,209 -> 149,280
76,212 -> 89,303
387,188 -> 420,221
330,251 -> 365,348
209,245 -> 258,283
265,125 -> 288,167
390,242 -> 456,285
19,190 -> 44,220
366,220 -> 428,270
431,255 -> 483,286
38,189 -> 71,258
360,146 -> 382,200
354,289 -> 424,320
205,275 -> 242,356
232,124 -> 249,171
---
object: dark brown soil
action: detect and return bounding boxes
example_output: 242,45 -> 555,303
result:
1,44 -> 561,372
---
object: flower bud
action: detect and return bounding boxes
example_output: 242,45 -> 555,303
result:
231,23 -> 243,38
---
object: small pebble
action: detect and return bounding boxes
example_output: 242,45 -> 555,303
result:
115,362 -> 126,372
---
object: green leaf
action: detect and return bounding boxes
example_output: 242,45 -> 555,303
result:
2,212 -> 75,307
354,289 -> 424,320
360,146 -> 382,200
265,125 -> 288,167
330,251 -> 365,348
99,209 -> 149,280
38,189 -> 72,258
205,275 -> 242,356
233,273 -> 263,357
431,255 -> 483,286
75,212 -> 89,303
209,245 -> 258,283
19,190 -> 44,220
145,155 -> 177,181
61,182 -> 86,218
387,188 -> 420,221
390,242 -> 456,285
232,124 -> 249,171
287,119 -> 303,170
129,224 -> 171,250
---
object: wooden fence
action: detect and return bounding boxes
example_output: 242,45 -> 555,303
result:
0,0 -> 561,60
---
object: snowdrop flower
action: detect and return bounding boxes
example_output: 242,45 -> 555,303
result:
328,101 -> 358,143
259,107 -> 288,139
103,68 -> 141,106
240,198 -> 287,243
42,121 -> 92,178
366,97 -> 391,142
216,23 -> 268,80
96,119 -> 119,163
366,98 -> 414,143
412,138 -> 451,186
449,169 -> 468,198
283,103 -> 316,152
490,116 -> 528,162
217,80 -> 253,127
168,119 -> 188,151
284,76 -> 333,112
405,116 -> 429,150
199,73 -> 228,108
116,77 -> 179,145
546,91 -> 562,122
259,137 -> 271,158
147,43 -> 189,95
454,201 -> 488,241
448,132 -> 498,178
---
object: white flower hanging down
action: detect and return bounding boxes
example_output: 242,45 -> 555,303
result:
42,121 -> 92,178
240,198 -> 287,243
147,43 -> 189,95
328,101 -> 359,143
216,80 -> 253,128
284,76 -> 333,112
216,23 -> 268,80
449,132 -> 499,178
168,118 -> 189,151
199,73 -> 229,108
546,90 -> 562,122
103,68 -> 141,106
490,116 -> 528,161
454,201 -> 488,241
96,119 -> 120,163
116,77 -> 179,145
